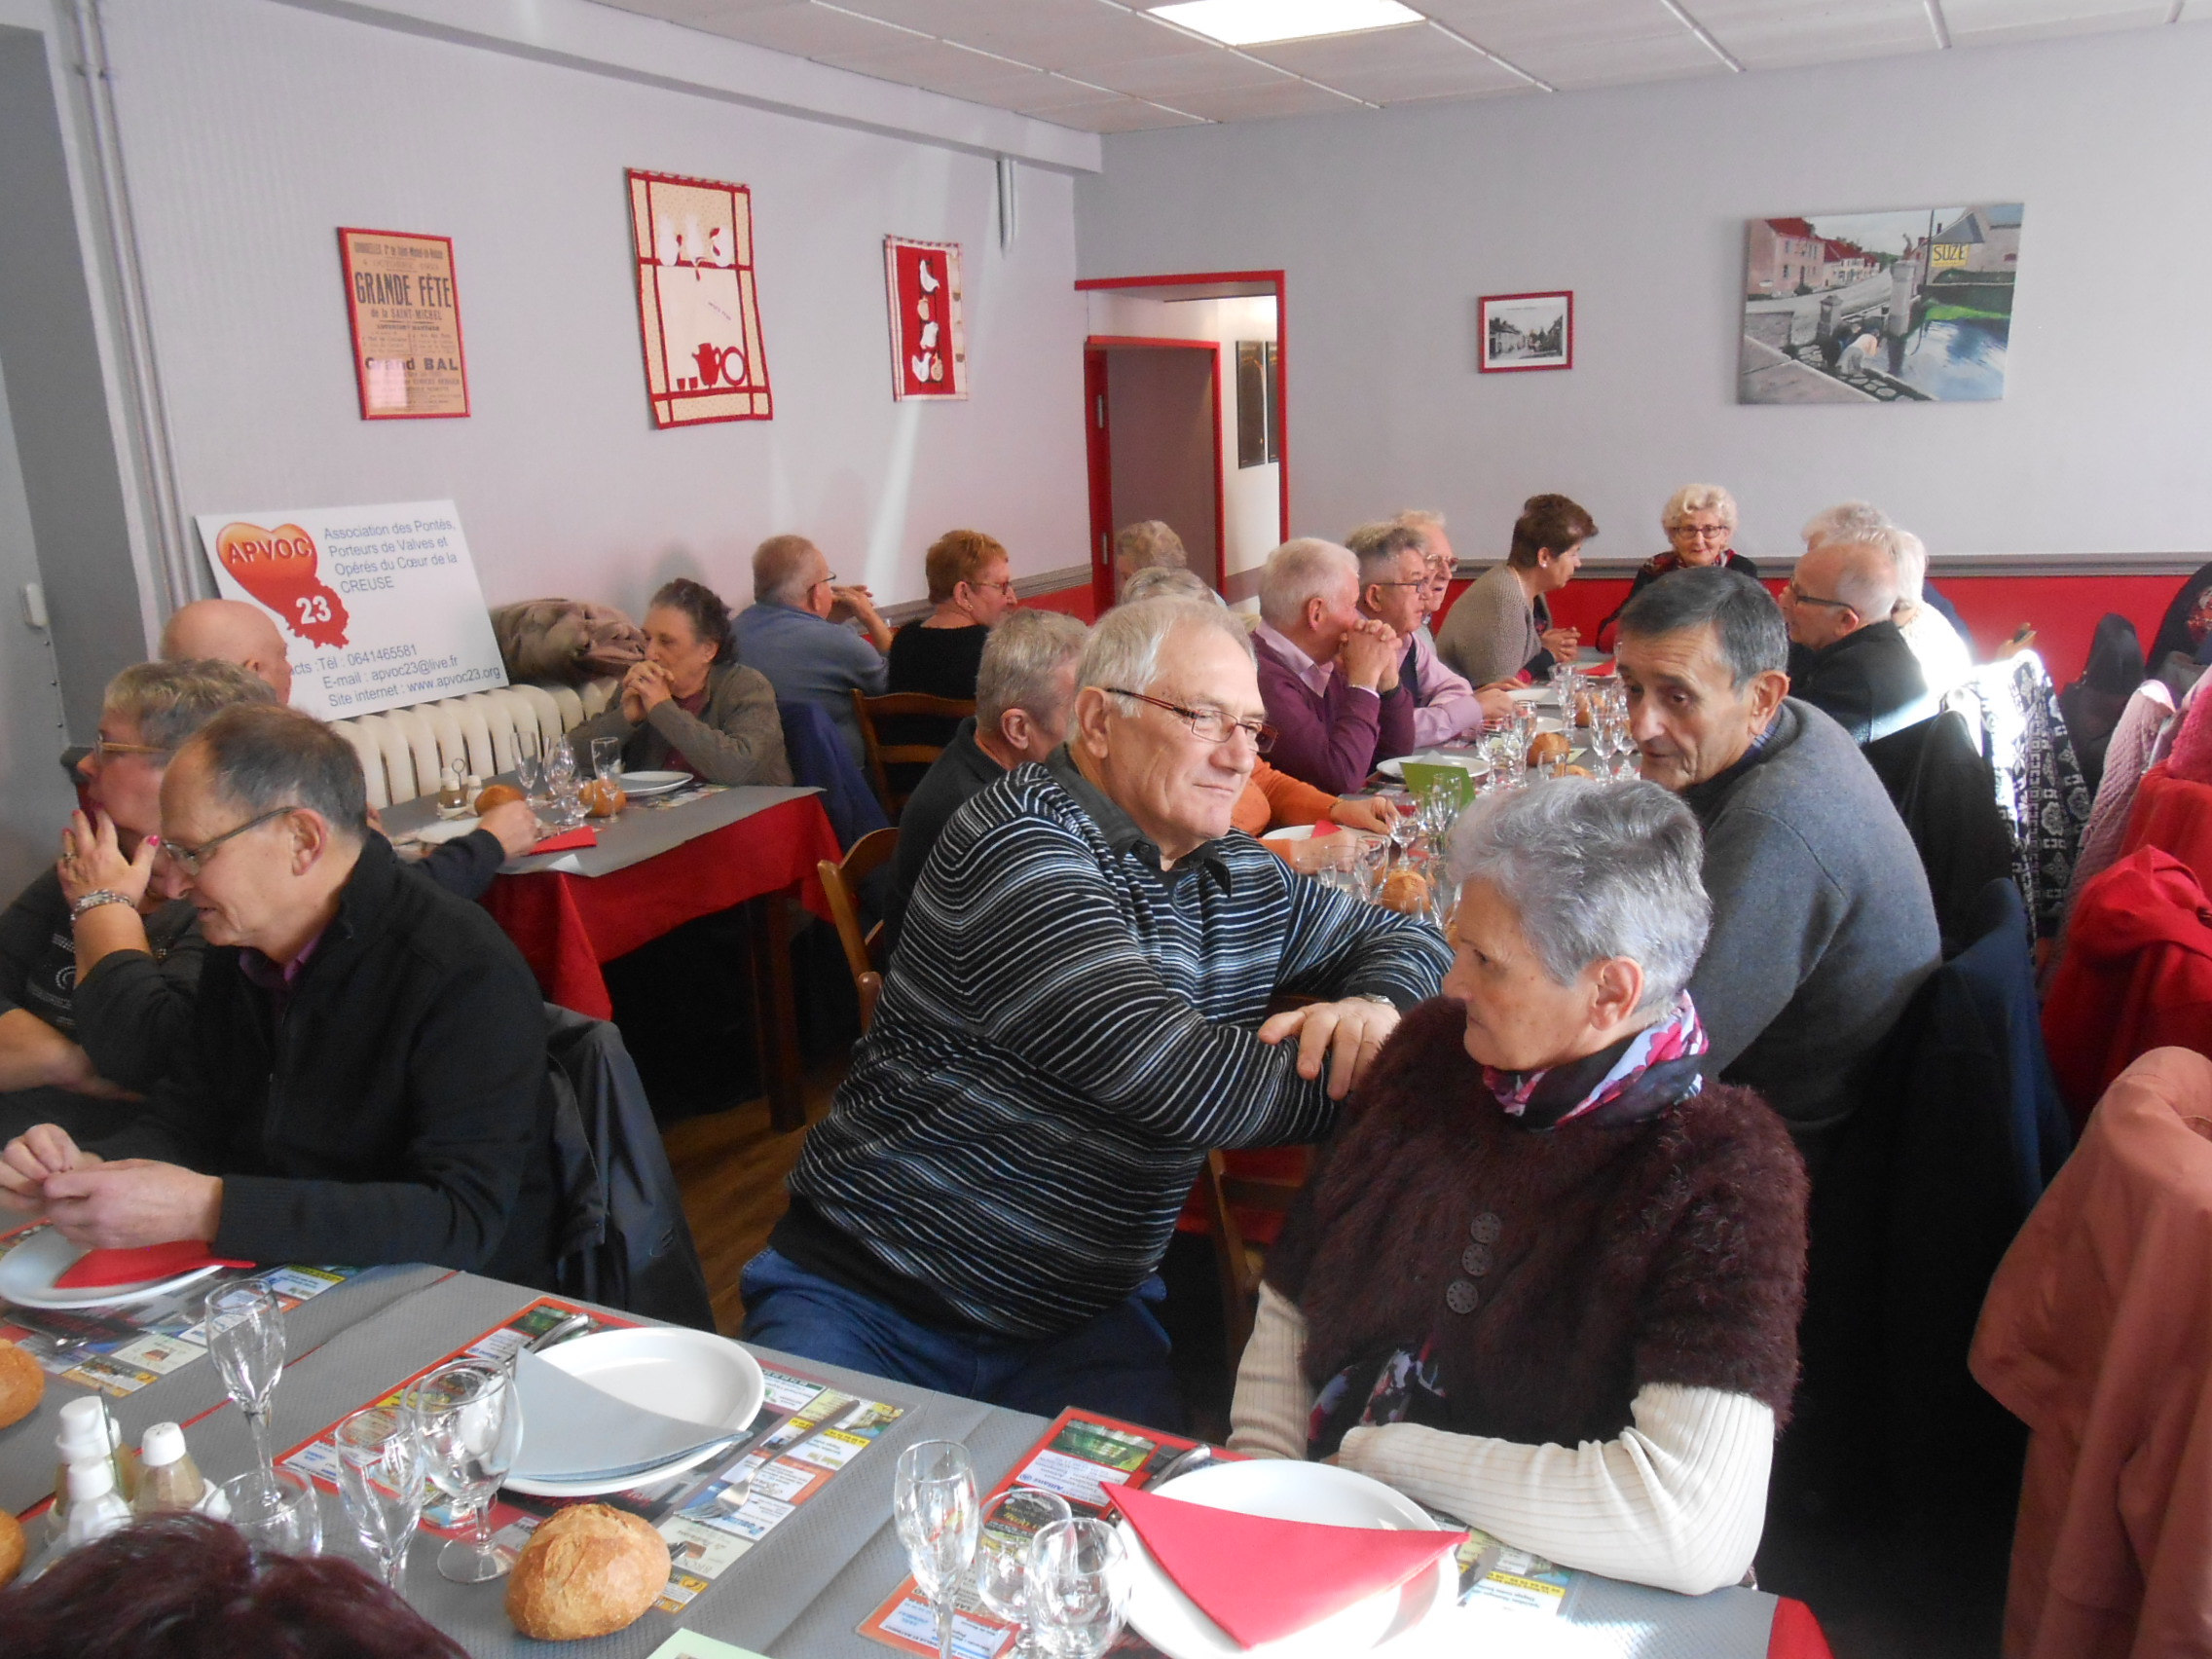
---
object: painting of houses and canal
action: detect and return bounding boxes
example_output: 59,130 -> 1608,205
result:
1739,204 -> 2022,403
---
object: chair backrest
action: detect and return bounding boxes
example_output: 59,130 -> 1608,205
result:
1199,1149 -> 1310,1367
852,690 -> 975,818
1864,710 -> 2017,956
780,700 -> 892,849
818,827 -> 900,1028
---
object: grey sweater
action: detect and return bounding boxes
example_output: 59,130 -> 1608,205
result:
1435,563 -> 1541,687
568,658 -> 793,787
1682,699 -> 1939,1151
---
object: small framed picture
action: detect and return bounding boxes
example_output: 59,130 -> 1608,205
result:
1479,291 -> 1573,373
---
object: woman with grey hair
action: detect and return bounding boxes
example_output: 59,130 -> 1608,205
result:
1231,777 -> 1808,1596
2,659 -> 276,1141
1598,485 -> 1757,649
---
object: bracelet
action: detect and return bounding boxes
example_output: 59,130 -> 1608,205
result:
70,889 -> 135,920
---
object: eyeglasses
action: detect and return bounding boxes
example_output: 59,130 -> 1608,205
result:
157,806 -> 297,877
1782,581 -> 1851,610
1367,579 -> 1425,590
90,737 -> 169,761
1104,688 -> 1275,754
1671,524 -> 1732,540
969,578 -> 1019,598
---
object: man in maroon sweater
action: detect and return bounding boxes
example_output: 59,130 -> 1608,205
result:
1251,538 -> 1415,794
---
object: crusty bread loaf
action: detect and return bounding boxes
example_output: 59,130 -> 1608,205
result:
474,783 -> 525,814
580,778 -> 628,818
506,1503 -> 669,1641
1377,868 -> 1430,916
1526,730 -> 1571,766
0,1339 -> 42,1430
0,1507 -> 23,1587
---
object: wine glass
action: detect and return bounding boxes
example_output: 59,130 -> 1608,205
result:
404,1359 -> 524,1583
975,1487 -> 1073,1654
221,1465 -> 322,1555
1026,1518 -> 1131,1659
514,725 -> 546,805
894,1440 -> 979,1659
335,1405 -> 427,1593
543,740 -> 584,830
203,1281 -> 285,1478
590,736 -> 623,783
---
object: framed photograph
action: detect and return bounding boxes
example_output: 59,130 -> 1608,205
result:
1738,204 -> 2022,403
336,229 -> 469,419
1479,291 -> 1572,374
883,237 -> 967,400
625,168 -> 773,427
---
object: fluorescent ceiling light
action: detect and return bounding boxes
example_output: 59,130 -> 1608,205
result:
1149,0 -> 1425,48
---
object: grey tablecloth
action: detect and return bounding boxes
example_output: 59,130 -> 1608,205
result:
384,782 -> 825,878
0,1261 -> 445,1516
143,1272 -> 1784,1659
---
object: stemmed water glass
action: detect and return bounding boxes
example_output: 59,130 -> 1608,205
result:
590,736 -> 623,783
1026,1518 -> 1131,1659
975,1487 -> 1073,1654
894,1440 -> 980,1659
336,1404 -> 428,1593
514,725 -> 546,806
404,1359 -> 524,1583
221,1465 -> 322,1555
542,739 -> 584,829
203,1281 -> 286,1480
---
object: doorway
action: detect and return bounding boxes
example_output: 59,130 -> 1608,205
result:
1077,273 -> 1286,614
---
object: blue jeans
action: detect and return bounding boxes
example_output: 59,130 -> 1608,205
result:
739,1249 -> 1186,1431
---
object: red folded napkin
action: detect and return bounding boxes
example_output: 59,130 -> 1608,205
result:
55,1241 -> 254,1289
1304,821 -> 1339,837
530,827 -> 599,853
1109,1485 -> 1464,1649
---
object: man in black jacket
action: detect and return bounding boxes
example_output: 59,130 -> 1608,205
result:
0,706 -> 556,1282
1781,538 -> 1935,745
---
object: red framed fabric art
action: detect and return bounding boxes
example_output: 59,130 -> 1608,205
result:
626,169 -> 773,426
884,237 -> 967,401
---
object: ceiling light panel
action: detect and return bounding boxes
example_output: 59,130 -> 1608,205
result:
1249,21 -> 1530,98
1148,0 -> 1428,48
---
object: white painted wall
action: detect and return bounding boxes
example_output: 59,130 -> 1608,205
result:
1076,24 -> 2212,569
1086,292 -> 1280,590
89,0 -> 1090,621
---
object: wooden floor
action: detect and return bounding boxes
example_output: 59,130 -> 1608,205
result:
661,1054 -> 847,1336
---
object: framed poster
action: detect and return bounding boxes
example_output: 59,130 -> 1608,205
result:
336,229 -> 469,419
626,169 -> 773,426
1479,291 -> 1572,373
883,237 -> 967,400
193,500 -> 507,719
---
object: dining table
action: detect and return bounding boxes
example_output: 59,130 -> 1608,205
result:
0,1265 -> 1832,1659
382,780 -> 843,1131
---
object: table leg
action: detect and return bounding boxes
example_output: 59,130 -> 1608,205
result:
748,888 -> 805,1132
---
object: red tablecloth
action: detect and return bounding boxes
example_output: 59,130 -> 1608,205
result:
482,794 -> 840,1018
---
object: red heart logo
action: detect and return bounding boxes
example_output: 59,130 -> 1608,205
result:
215,521 -> 350,647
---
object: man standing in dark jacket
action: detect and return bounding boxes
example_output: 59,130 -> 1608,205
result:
0,706 -> 556,1282
1780,538 -> 1935,745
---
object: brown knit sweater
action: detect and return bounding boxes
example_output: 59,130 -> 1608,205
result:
1266,999 -> 1809,1452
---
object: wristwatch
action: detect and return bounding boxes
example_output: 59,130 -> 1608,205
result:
70,889 -> 134,920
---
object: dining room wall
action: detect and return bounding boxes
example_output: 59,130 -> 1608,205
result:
1074,23 -> 2212,576
43,0 -> 1094,633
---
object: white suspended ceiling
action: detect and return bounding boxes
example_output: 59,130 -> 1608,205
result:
591,0 -> 2206,131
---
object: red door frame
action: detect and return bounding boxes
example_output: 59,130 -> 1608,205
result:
1083,336 -> 1228,612
1077,271 -> 1287,614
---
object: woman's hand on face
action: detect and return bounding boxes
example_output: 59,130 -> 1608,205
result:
59,810 -> 155,908
1258,997 -> 1402,1101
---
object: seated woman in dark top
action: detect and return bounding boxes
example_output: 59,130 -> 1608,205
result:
1231,777 -> 1808,1596
1,659 -> 276,1145
1597,484 -> 1758,648
569,577 -> 792,786
886,529 -> 1017,704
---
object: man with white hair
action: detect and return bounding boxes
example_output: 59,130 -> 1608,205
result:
747,598 -> 1452,1422
159,599 -> 295,703
1252,538 -> 1414,793
1802,501 -> 1969,638
1883,529 -> 1974,696
1780,538 -> 1936,744
732,534 -> 892,766
1347,521 -> 1511,744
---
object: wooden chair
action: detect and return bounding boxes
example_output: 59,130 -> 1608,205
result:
816,827 -> 899,1031
1201,1148 -> 1312,1366
852,691 -> 974,820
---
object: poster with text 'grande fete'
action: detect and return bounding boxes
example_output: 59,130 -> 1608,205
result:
193,500 -> 507,719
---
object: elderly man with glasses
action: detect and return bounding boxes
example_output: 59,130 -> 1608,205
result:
1778,537 -> 1935,745
746,597 -> 1454,1424
733,533 -> 894,768
0,705 -> 559,1282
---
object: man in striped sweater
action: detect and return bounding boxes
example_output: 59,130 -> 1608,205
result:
746,599 -> 1453,1425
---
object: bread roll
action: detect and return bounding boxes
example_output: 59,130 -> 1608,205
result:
506,1503 -> 669,1641
1527,730 -> 1571,767
0,1507 -> 22,1588
1558,764 -> 1595,778
1377,868 -> 1430,916
580,778 -> 628,818
0,1339 -> 42,1430
474,783 -> 525,814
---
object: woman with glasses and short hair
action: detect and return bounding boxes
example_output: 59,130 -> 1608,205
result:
887,529 -> 1020,705
0,659 -> 276,1142
1599,486 -> 1757,649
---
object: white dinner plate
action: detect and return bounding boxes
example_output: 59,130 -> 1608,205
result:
1373,753 -> 1490,782
1120,1460 -> 1459,1659
615,770 -> 694,797
1530,717 -> 1567,736
0,1227 -> 227,1311
407,817 -> 484,845
1507,685 -> 1549,705
502,1327 -> 764,1497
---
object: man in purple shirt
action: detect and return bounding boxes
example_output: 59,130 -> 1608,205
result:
1250,539 -> 1414,793
1348,521 -> 1515,747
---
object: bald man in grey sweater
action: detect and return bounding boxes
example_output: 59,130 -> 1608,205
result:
1615,570 -> 1939,1162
